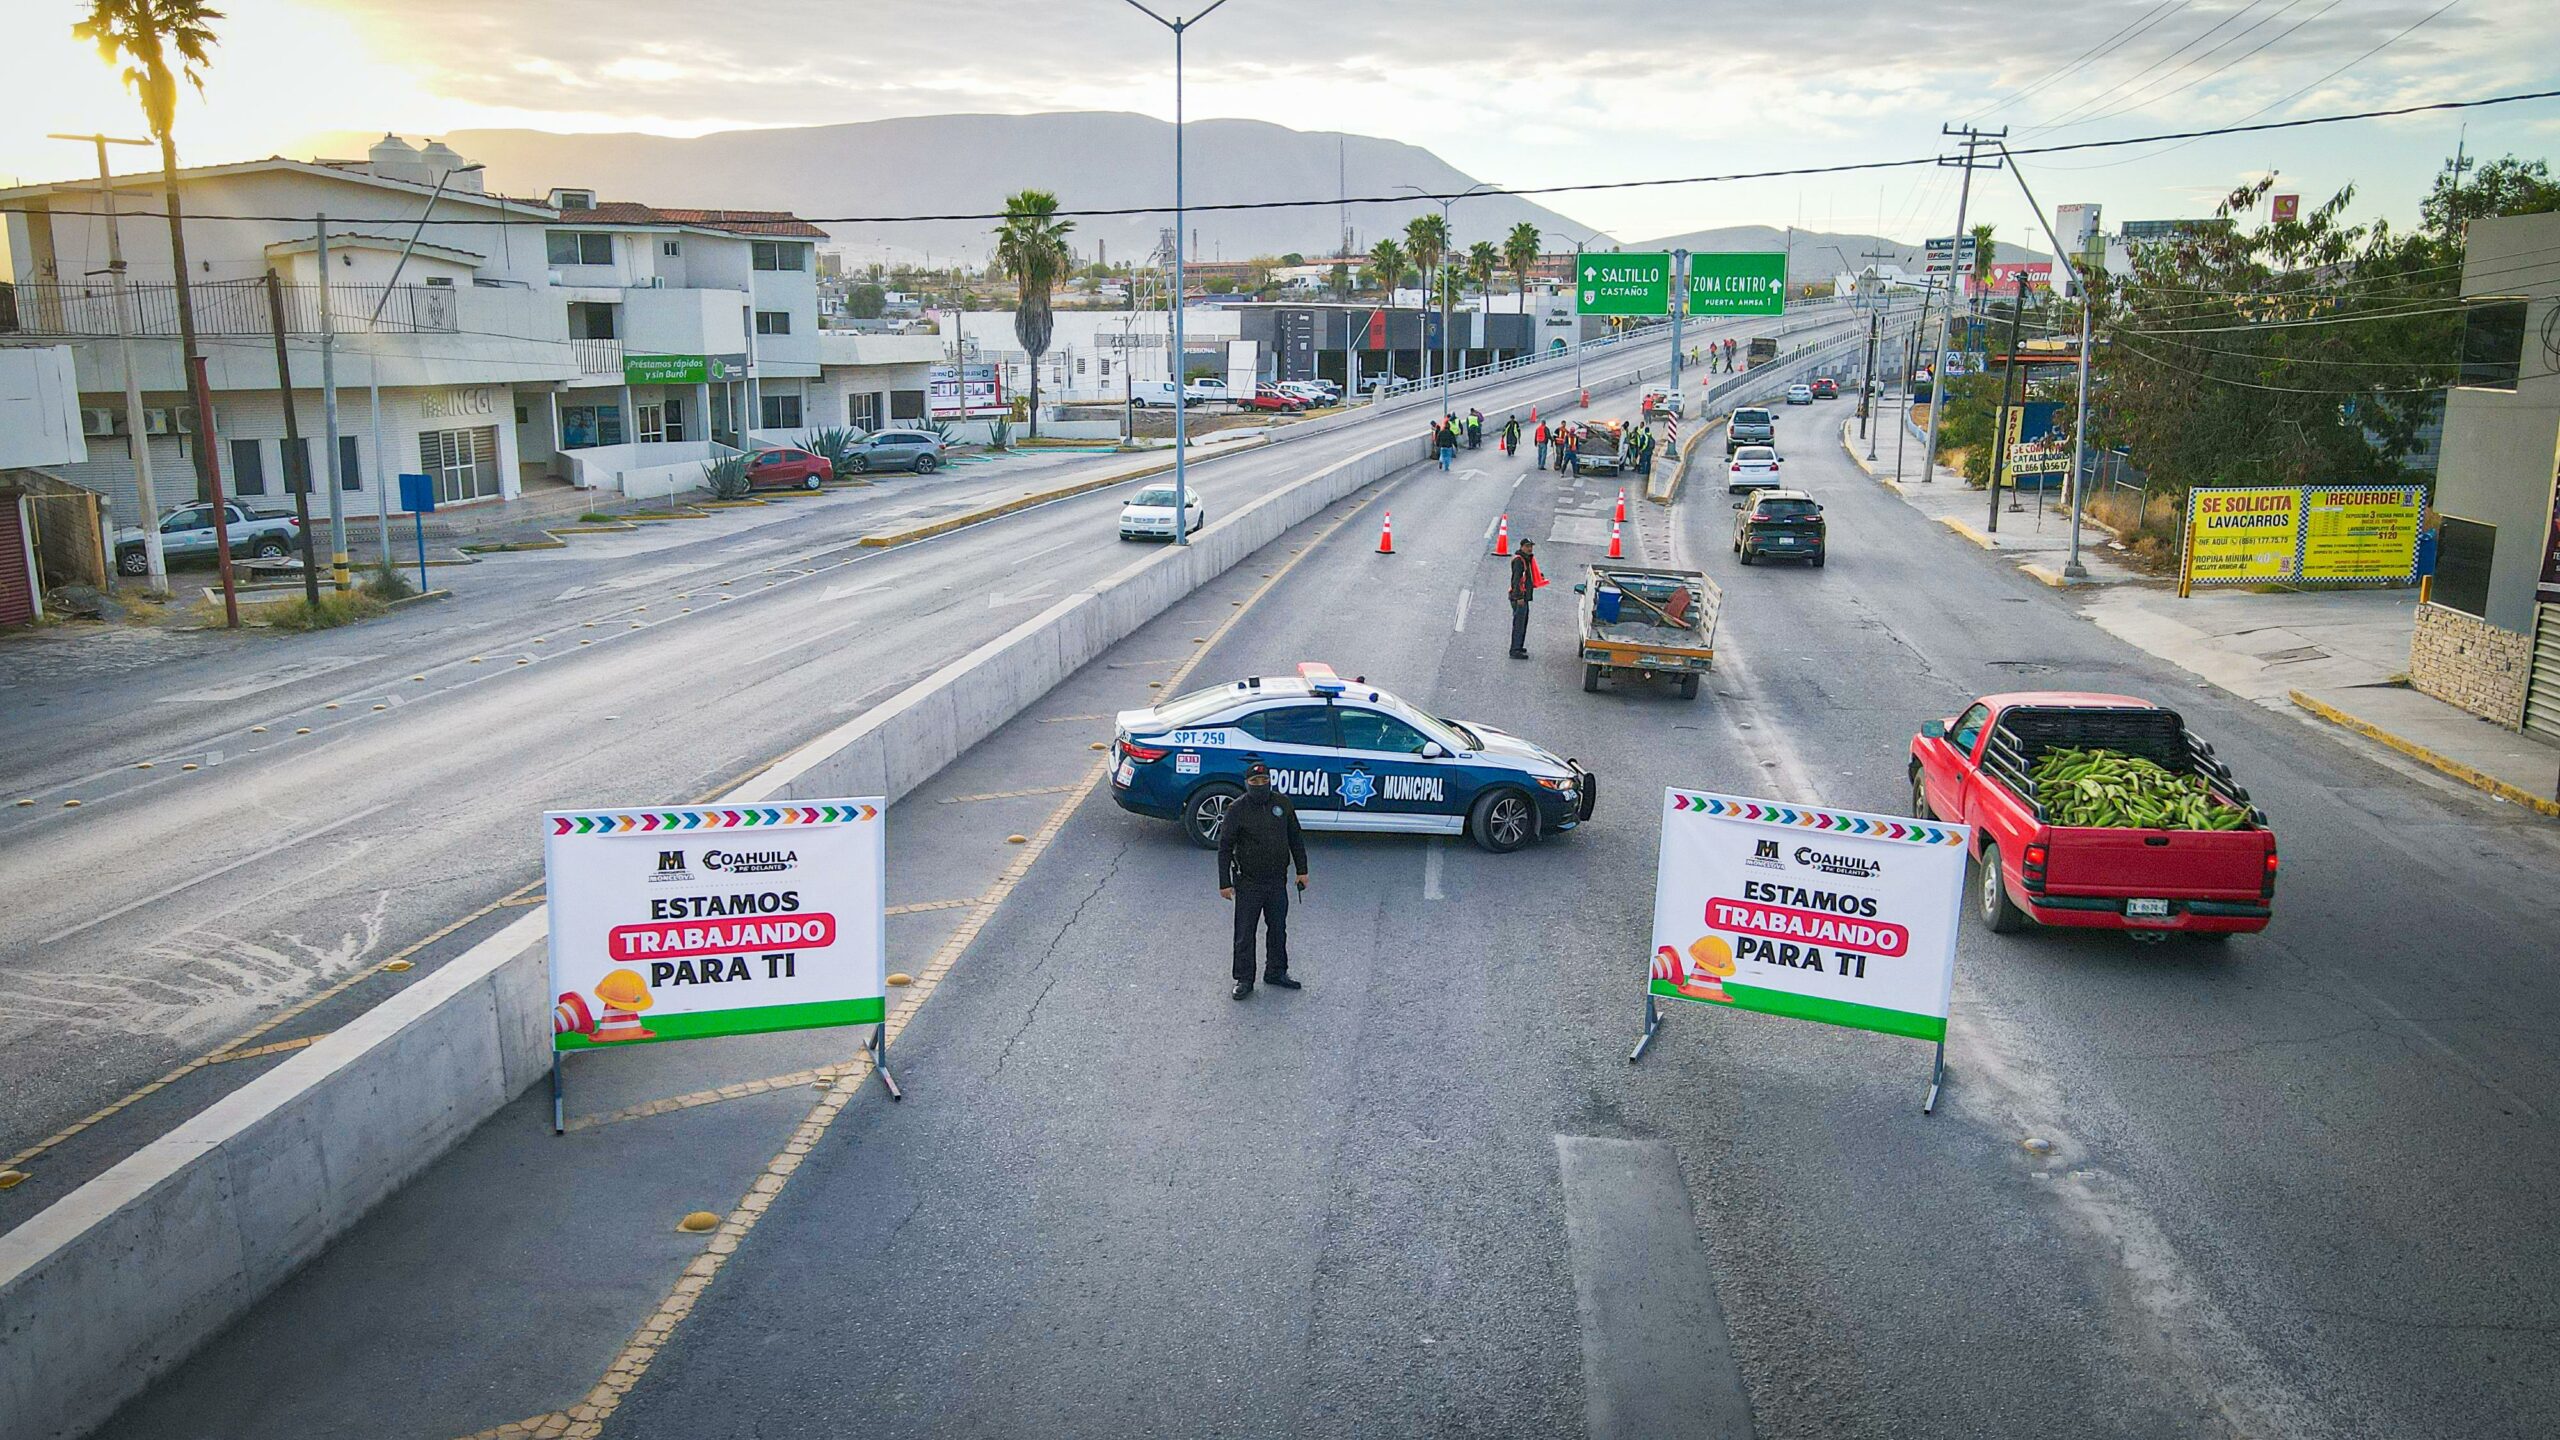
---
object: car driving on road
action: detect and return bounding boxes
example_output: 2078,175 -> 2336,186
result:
1785,383 -> 1815,405
1110,663 -> 1595,853
1726,445 -> 1783,493
844,428 -> 944,474
1810,377 -> 1839,399
1726,406 -> 1775,455
1732,488 -> 1826,566
1117,483 -> 1205,541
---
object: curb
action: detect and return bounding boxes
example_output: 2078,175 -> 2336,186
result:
2019,563 -> 2080,589
1939,516 -> 1998,550
857,439 -> 1269,548
2288,690 -> 2560,818
1839,418 -> 1905,493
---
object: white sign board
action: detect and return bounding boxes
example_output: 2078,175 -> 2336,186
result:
1647,790 -> 1966,1043
544,801 -> 886,1052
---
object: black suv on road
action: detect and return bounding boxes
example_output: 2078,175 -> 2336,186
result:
1732,488 -> 1826,567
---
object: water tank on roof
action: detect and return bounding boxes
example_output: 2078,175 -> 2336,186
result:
419,140 -> 481,190
367,133 -> 429,184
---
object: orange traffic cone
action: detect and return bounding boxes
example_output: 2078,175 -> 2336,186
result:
1492,513 -> 1511,556
1606,519 -> 1624,559
1580,388 -> 1591,408
1377,511 -> 1396,554
1614,489 -> 1628,522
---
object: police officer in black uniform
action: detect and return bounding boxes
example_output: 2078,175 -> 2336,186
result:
1218,761 -> 1309,1000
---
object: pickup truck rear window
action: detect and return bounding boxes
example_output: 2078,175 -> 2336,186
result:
1733,409 -> 1772,425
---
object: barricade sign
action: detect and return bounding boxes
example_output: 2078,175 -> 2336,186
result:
1632,789 -> 1969,1112
541,799 -> 894,1128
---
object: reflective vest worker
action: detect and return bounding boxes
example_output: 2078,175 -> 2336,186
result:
1533,421 -> 1551,469
1508,538 -> 1545,658
1218,762 -> 1310,999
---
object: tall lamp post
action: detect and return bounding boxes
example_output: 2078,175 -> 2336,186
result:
1393,181 -> 1493,421
1559,228 -> 1604,396
365,161 -> 484,564
1119,0 -> 1229,547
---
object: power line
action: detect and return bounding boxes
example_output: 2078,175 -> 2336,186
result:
2032,0 -> 2336,135
2028,0 -> 2278,133
1964,1 -> 2189,124
9,85 -> 2554,231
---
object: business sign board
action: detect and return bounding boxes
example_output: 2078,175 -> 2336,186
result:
1924,235 -> 1980,274
1578,252 -> 1673,316
624,353 -> 709,386
2272,193 -> 2301,224
1646,791 -> 1967,1043
2184,485 -> 2426,588
1988,262 -> 2054,293
544,801 -> 886,1052
1686,252 -> 1787,316
928,362 -> 1004,417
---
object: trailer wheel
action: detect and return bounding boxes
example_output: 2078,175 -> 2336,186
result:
1676,673 -> 1700,700
1582,663 -> 1603,693
1977,841 -> 2028,934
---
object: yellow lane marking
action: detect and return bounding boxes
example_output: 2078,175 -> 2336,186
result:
1035,712 -> 1110,724
204,1036 -> 321,1065
937,785 -> 1080,805
496,457 -> 1415,1440
884,897 -> 981,916
561,1068 -> 838,1135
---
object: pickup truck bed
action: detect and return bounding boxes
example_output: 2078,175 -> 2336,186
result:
1912,693 -> 2277,938
1577,565 -> 1719,700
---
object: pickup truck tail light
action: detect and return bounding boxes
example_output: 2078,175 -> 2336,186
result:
1119,740 -> 1170,764
2263,849 -> 2279,898
2022,842 -> 2049,894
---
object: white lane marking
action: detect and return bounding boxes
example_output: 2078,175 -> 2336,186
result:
1482,513 -> 1500,542
1509,473 -> 1527,497
819,577 -> 894,602
988,589 -> 1055,610
736,611 -> 880,668
39,803 -> 394,945
1453,589 -> 1471,634
156,653 -> 380,704
1457,468 -> 1484,481
1423,838 -> 1446,900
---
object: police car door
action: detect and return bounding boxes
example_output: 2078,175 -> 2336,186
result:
1237,703 -> 1340,821
1332,705 -> 1463,833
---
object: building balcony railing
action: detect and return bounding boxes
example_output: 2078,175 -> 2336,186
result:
0,280 -> 461,339
572,337 -> 624,375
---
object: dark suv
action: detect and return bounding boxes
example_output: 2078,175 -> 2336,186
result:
1726,406 -> 1775,455
1732,488 -> 1826,567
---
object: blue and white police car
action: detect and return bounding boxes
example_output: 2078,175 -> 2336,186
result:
1109,663 -> 1596,853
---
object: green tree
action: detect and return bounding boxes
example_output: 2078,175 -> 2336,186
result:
1504,221 -> 1542,314
2420,154 -> 2560,238
1466,240 -> 1498,296
76,0 -> 221,591
848,283 -> 887,319
1404,213 -> 1448,383
992,189 -> 1074,438
1365,237 -> 1406,296
1969,222 -> 1998,305
1280,251 -> 1305,267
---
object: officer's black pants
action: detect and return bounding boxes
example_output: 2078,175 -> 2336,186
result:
1231,876 -> 1290,983
1510,600 -> 1531,653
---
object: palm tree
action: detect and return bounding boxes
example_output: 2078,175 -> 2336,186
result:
1404,213 -> 1448,385
76,0 -> 222,523
1464,241 -> 1498,370
1365,237 -> 1406,388
1504,222 -> 1542,317
1969,222 -> 1998,310
992,189 -> 1074,439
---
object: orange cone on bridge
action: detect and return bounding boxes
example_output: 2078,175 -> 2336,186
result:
1606,519 -> 1624,559
1615,489 -> 1628,522
1377,511 -> 1396,555
1492,514 -> 1511,556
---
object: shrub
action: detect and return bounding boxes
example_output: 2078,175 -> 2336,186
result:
986,417 -> 1012,450
703,453 -> 753,500
267,591 -> 389,631
800,427 -> 862,478
361,563 -> 416,601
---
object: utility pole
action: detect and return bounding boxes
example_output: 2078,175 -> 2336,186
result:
1858,310 -> 1880,456
1669,248 -> 1689,400
51,132 -> 165,592
367,162 -> 482,572
262,270 -> 322,605
1986,270 -> 2027,532
1921,124 -> 2002,484
1997,142 -> 2101,577
316,215 -> 350,589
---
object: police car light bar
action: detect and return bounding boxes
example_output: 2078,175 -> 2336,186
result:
1296,661 -> 1345,695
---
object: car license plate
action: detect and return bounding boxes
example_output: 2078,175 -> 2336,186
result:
1773,537 -> 1795,546
1114,759 -> 1134,786
2126,898 -> 2170,918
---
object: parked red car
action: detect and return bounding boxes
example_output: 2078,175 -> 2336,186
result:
1909,692 -> 2276,939
745,446 -> 833,491
1247,384 -> 1307,413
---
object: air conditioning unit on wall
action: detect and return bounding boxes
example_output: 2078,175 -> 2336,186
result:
80,407 -> 120,437
142,406 -> 197,435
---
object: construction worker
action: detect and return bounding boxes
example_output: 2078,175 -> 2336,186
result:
1501,414 -> 1522,456
1219,761 -> 1309,999
1508,538 -> 1542,658
1466,409 -> 1483,450
1533,419 -> 1550,469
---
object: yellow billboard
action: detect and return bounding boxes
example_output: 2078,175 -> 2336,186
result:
2185,488 -> 2300,585
2301,487 -> 2425,582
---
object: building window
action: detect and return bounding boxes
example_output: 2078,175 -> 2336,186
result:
755,310 -> 792,336
889,389 -> 927,420
546,232 -> 615,267
662,240 -> 681,257
419,426 -> 502,505
760,393 -> 803,429
752,241 -> 806,272
570,303 -> 618,340
2433,516 -> 2495,618
229,438 -> 265,496
2458,298 -> 2527,391
561,404 -> 624,449
848,392 -> 880,430
284,436 -> 360,493
635,402 -> 666,445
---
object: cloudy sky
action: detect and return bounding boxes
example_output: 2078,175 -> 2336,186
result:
7,0 -> 2559,251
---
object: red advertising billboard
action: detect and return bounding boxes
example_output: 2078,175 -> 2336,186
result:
2272,193 -> 2301,224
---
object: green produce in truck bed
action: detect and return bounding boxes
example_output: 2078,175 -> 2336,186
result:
2028,747 -> 2249,830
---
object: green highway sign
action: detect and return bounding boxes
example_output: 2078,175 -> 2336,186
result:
1685,251 -> 1787,316
1577,251 -> 1672,316
624,353 -> 709,385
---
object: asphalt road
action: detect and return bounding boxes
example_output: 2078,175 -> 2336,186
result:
0,311 -> 1848,1222
596,395 -> 2560,1438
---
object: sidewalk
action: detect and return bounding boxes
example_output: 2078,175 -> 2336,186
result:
1841,402 -> 2560,820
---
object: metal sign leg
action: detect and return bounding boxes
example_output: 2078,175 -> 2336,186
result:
1628,994 -> 1662,1064
550,1052 -> 565,1135
870,1024 -> 903,1102
1922,1039 -> 1947,1116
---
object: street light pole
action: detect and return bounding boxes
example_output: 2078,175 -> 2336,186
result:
1119,0 -> 1228,547
1997,142 -> 2099,578
51,132 -> 164,591
366,161 -> 483,561
1394,182 -> 1493,422
1921,124 -> 2002,485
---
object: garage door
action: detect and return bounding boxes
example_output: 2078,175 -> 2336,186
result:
0,496 -> 33,627
2527,604 -> 2560,742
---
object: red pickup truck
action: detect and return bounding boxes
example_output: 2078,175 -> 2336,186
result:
1909,692 -> 2277,939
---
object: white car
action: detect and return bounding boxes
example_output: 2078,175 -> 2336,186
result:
1727,445 -> 1783,493
1183,378 -> 1232,405
1278,381 -> 1334,406
1118,483 -> 1205,541
1785,383 -> 1815,405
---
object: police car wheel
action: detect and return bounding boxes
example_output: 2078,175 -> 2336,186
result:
1469,788 -> 1537,853
1183,783 -> 1243,849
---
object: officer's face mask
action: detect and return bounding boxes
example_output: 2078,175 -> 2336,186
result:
1247,774 -> 1269,793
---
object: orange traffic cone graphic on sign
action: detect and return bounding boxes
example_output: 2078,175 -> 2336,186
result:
1492,513 -> 1511,556
1377,511 -> 1396,554
1606,519 -> 1624,559
1615,489 -> 1628,522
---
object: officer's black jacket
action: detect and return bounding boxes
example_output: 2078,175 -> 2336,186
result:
1218,787 -> 1308,887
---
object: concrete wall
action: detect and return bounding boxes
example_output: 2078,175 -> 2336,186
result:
0,353 -> 1618,1440
2433,211 -> 2560,634
2408,600 -> 2532,728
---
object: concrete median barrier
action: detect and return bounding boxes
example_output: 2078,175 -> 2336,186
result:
0,364 -> 1611,1440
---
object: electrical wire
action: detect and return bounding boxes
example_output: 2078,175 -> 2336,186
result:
2032,0 -> 2337,135
2110,330 -> 2544,392
1963,1 -> 2189,124
2027,0 -> 2281,134
8,84 -> 2552,230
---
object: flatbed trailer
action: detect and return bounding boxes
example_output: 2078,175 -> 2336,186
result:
1574,564 -> 1720,700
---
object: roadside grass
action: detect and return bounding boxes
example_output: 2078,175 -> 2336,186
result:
264,591 -> 389,631
2084,489 -> 2184,573
578,511 -> 617,523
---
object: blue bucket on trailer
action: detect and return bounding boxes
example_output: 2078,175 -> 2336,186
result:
1594,585 -> 1623,623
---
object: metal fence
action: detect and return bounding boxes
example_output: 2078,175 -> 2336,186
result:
0,280 -> 460,338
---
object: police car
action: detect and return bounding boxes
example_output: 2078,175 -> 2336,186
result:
1109,664 -> 1596,853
